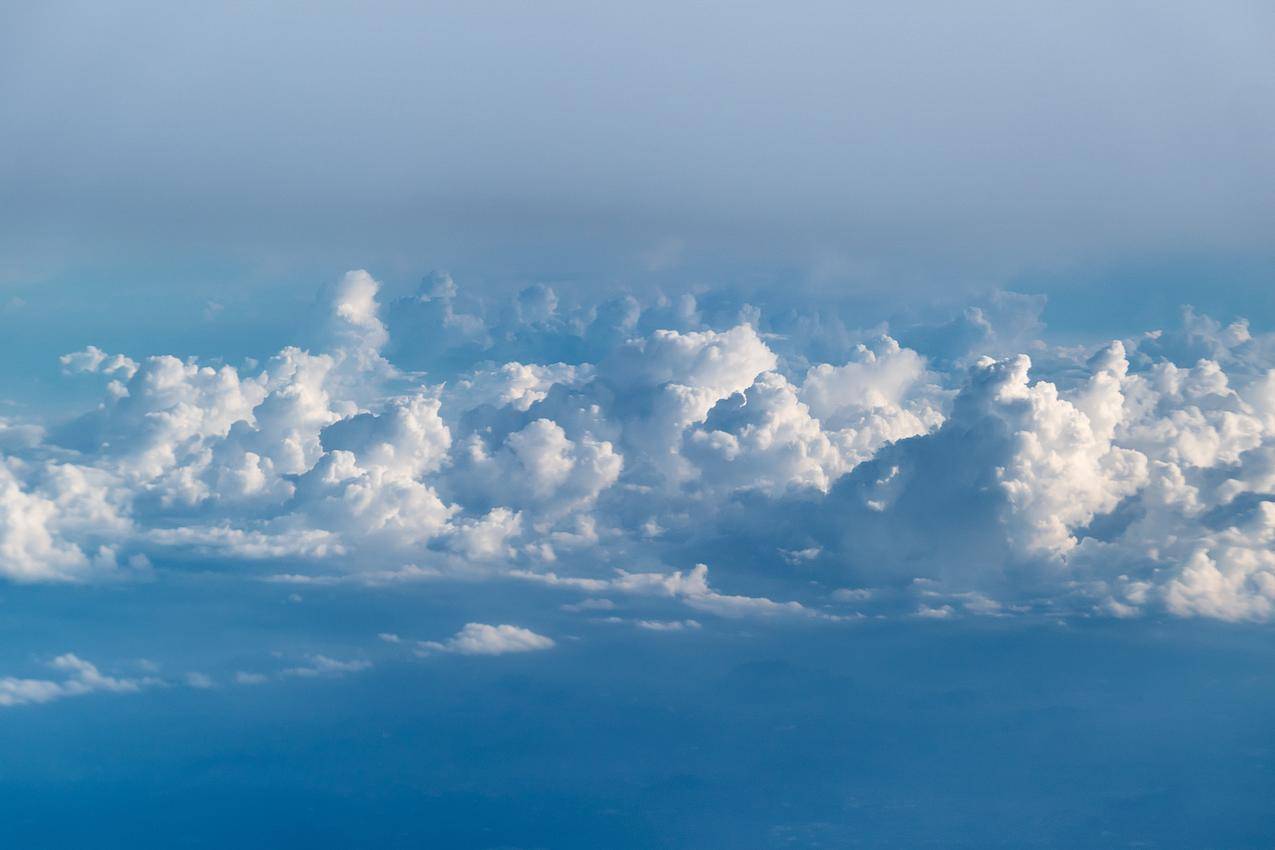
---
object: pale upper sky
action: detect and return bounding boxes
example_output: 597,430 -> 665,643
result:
3,1 -> 1274,289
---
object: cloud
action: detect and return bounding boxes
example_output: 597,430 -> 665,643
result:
560,598 -> 615,613
420,623 -> 555,656
0,418 -> 43,452
266,563 -> 442,587
8,269 -> 1275,624
0,654 -> 156,708
0,459 -> 132,581
447,362 -> 594,413
516,563 -> 833,620
914,604 -> 955,620
59,345 -> 138,379
184,672 -> 215,689
636,619 -> 701,632
281,655 -> 372,678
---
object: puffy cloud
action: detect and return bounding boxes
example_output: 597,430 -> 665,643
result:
608,325 -> 776,397
0,459 -> 132,581
987,344 -> 1148,557
445,507 -> 523,562
684,336 -> 942,496
1162,539 -> 1275,622
1120,358 -> 1265,469
286,392 -> 461,553
56,353 -> 267,491
326,269 -> 391,371
450,418 -> 621,522
602,324 -> 777,481
447,362 -> 594,413
14,270 -> 1275,627
420,623 -> 555,656
0,462 -> 95,581
687,372 -> 846,495
287,449 -> 457,550
800,337 -> 938,430
784,344 -> 1146,584
59,345 -> 138,379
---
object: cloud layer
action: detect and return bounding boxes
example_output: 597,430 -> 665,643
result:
4,270 -> 1275,622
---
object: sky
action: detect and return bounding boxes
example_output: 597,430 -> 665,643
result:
3,3 -> 1275,848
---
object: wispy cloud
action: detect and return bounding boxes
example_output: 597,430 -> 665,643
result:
0,654 -> 158,708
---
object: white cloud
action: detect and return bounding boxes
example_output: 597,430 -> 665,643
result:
420,623 -> 555,656
13,271 -> 1275,625
914,604 -> 955,620
327,269 -> 391,372
514,563 -> 833,620
636,619 -> 701,631
0,654 -> 156,708
0,459 -> 132,581
282,655 -> 372,678
266,563 -> 442,586
451,419 -> 621,525
59,345 -> 138,379
448,362 -> 594,413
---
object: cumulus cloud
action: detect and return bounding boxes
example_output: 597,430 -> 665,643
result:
447,362 -> 594,413
59,346 -> 138,379
450,418 -> 621,524
419,623 -> 555,656
0,459 -> 132,581
8,269 -> 1275,623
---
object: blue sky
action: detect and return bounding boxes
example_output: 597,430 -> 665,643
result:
3,3 -> 1275,847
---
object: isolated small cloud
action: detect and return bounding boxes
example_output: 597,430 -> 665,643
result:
636,619 -> 701,632
0,653 -> 156,708
420,623 -> 555,656
561,598 -> 615,613
184,672 -> 215,689
915,604 -> 955,620
282,655 -> 372,678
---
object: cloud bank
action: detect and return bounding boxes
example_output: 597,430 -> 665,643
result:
4,270 -> 1275,622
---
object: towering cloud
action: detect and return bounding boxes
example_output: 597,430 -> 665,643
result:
3,271 -> 1275,622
